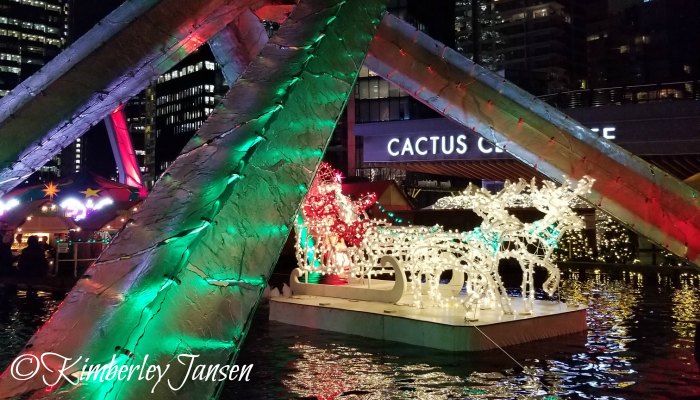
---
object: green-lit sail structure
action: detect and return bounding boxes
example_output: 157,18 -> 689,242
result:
0,0 -> 698,398
0,0 -> 388,398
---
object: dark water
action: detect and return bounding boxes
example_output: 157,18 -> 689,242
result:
0,289 -> 62,356
226,270 -> 700,400
1,270 -> 699,399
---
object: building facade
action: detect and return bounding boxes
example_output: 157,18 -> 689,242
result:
153,46 -> 226,176
0,0 -> 69,97
586,0 -> 700,88
123,89 -> 155,187
489,0 -> 590,95
0,0 -> 71,182
338,0 -> 455,184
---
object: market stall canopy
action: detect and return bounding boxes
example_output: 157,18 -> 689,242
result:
6,172 -> 141,204
685,173 -> 700,190
78,200 -> 142,232
0,198 -> 51,227
1,172 -> 141,228
97,214 -> 129,232
342,181 -> 413,211
18,215 -> 78,233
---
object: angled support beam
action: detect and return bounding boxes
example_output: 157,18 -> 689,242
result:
254,2 -> 297,23
104,5 -> 274,195
208,8 -> 270,86
366,14 -> 700,265
0,0 -> 275,195
0,0 -> 387,398
105,105 -> 147,196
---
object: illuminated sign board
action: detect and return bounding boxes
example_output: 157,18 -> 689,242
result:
591,127 -> 616,140
362,129 -> 511,163
376,133 -> 507,161
387,135 -> 468,157
358,119 -> 618,163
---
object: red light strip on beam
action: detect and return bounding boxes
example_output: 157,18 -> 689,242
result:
107,105 -> 147,197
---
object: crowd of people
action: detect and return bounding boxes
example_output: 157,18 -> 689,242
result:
0,231 -> 51,278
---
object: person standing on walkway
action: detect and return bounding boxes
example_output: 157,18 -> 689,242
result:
17,236 -> 49,278
0,230 -> 14,276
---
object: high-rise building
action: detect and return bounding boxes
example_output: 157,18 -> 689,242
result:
586,0 -> 700,88
488,0 -> 588,95
342,0 -> 619,206
337,0 -> 455,184
0,0 -> 130,183
0,0 -> 71,182
123,88 -> 155,187
60,0 -> 125,181
455,0 -> 506,71
153,46 -> 227,176
456,1 -> 613,95
148,22 -> 283,181
0,0 -> 70,97
352,0 -> 455,125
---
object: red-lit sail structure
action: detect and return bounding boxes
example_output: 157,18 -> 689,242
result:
105,106 -> 147,196
365,14 -> 700,265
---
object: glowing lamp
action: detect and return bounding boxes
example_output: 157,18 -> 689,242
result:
0,198 -> 20,215
60,198 -> 87,221
60,196 -> 114,221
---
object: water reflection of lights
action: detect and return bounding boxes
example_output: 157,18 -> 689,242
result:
671,277 -> 700,340
282,344 -> 466,399
267,274 -> 654,399
0,291 -> 61,364
3,272 -> 700,399
222,271 -> 700,399
545,277 -> 640,394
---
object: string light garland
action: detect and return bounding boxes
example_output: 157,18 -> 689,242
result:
60,197 -> 114,221
552,211 -> 637,265
0,198 -> 20,216
300,162 -> 377,247
296,163 -> 377,280
555,229 -> 595,262
374,202 -> 409,225
595,212 -> 635,264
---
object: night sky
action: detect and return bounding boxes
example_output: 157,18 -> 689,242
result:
70,0 -> 125,37
70,0 -> 135,178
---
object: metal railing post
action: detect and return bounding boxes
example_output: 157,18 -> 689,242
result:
73,243 -> 78,278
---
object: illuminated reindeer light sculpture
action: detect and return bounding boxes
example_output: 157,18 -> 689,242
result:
434,176 -> 594,315
512,177 -> 594,313
295,163 -> 593,318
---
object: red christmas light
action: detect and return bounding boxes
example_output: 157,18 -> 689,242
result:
301,163 -> 376,247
